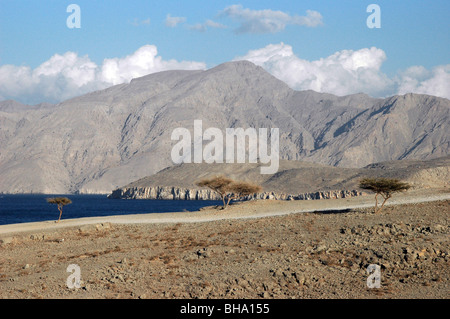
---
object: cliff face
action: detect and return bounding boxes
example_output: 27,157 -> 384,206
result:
108,186 -> 364,201
109,186 -> 222,200
108,156 -> 449,202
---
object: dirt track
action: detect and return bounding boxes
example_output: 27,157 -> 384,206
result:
0,189 -> 449,299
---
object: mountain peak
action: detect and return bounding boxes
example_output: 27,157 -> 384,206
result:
208,60 -> 268,75
0,58 -> 448,194
216,59 -> 258,69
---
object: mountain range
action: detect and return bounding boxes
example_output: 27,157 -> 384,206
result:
0,61 -> 448,194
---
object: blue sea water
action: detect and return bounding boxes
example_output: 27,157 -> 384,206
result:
0,194 -> 222,225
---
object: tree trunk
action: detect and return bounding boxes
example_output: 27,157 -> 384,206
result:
378,195 -> 391,213
57,204 -> 63,222
221,194 -> 227,209
225,193 -> 240,209
374,193 -> 379,213
226,195 -> 233,208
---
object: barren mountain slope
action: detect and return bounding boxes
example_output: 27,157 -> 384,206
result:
114,156 -> 450,197
0,61 -> 448,194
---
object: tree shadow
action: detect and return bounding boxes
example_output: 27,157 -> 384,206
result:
311,208 -> 354,215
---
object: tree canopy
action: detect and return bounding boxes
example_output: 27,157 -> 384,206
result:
196,176 -> 262,209
359,177 -> 411,213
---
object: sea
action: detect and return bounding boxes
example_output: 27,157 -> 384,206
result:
0,194 -> 222,226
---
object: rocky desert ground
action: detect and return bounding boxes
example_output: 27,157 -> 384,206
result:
0,189 -> 448,299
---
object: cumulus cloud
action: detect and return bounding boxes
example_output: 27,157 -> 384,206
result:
0,45 -> 206,104
0,52 -> 102,104
165,14 -> 186,27
395,65 -> 450,99
1,43 -> 449,105
220,5 -> 323,34
235,43 -> 450,99
99,45 -> 205,85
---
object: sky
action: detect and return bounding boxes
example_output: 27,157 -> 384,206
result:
0,0 -> 449,104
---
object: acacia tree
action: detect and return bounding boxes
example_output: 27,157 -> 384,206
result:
46,197 -> 72,222
196,176 -> 234,208
359,177 -> 411,213
224,181 -> 262,207
196,176 -> 262,209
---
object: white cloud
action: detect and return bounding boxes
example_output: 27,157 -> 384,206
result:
395,65 -> 450,99
130,18 -> 151,26
0,45 -> 206,104
293,10 -> 324,28
100,45 -> 205,85
189,19 -> 227,32
165,14 -> 187,27
0,52 -> 102,104
1,43 -> 449,105
220,5 -> 323,34
235,43 -> 450,99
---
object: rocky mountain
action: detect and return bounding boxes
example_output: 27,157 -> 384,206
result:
0,61 -> 449,194
108,156 -> 450,200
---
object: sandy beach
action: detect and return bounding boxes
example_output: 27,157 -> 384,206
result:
0,188 -> 449,299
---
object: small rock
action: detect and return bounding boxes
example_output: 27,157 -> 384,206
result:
78,225 -> 94,233
30,234 -> 44,241
315,245 -> 327,253
259,291 -> 269,298
96,223 -> 112,231
197,248 -> 210,258
295,274 -> 306,285
418,249 -> 427,258
0,236 -> 14,245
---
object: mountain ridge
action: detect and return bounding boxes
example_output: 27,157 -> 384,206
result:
109,156 -> 450,200
0,61 -> 448,194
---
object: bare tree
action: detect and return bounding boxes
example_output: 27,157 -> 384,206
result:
196,176 -> 262,209
46,197 -> 72,222
359,177 -> 411,213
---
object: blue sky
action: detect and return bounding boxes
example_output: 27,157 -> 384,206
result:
0,0 -> 449,104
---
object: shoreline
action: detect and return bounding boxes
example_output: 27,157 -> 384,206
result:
1,188 -> 449,238
0,193 -> 448,299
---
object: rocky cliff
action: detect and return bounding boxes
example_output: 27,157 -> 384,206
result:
108,156 -> 449,201
108,185 -> 364,201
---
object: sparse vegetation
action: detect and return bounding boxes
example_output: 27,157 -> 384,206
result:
46,197 -> 72,222
196,175 -> 234,208
196,175 -> 262,209
0,198 -> 448,299
223,180 -> 263,207
359,177 -> 411,213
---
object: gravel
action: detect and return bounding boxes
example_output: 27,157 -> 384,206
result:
0,190 -> 448,299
